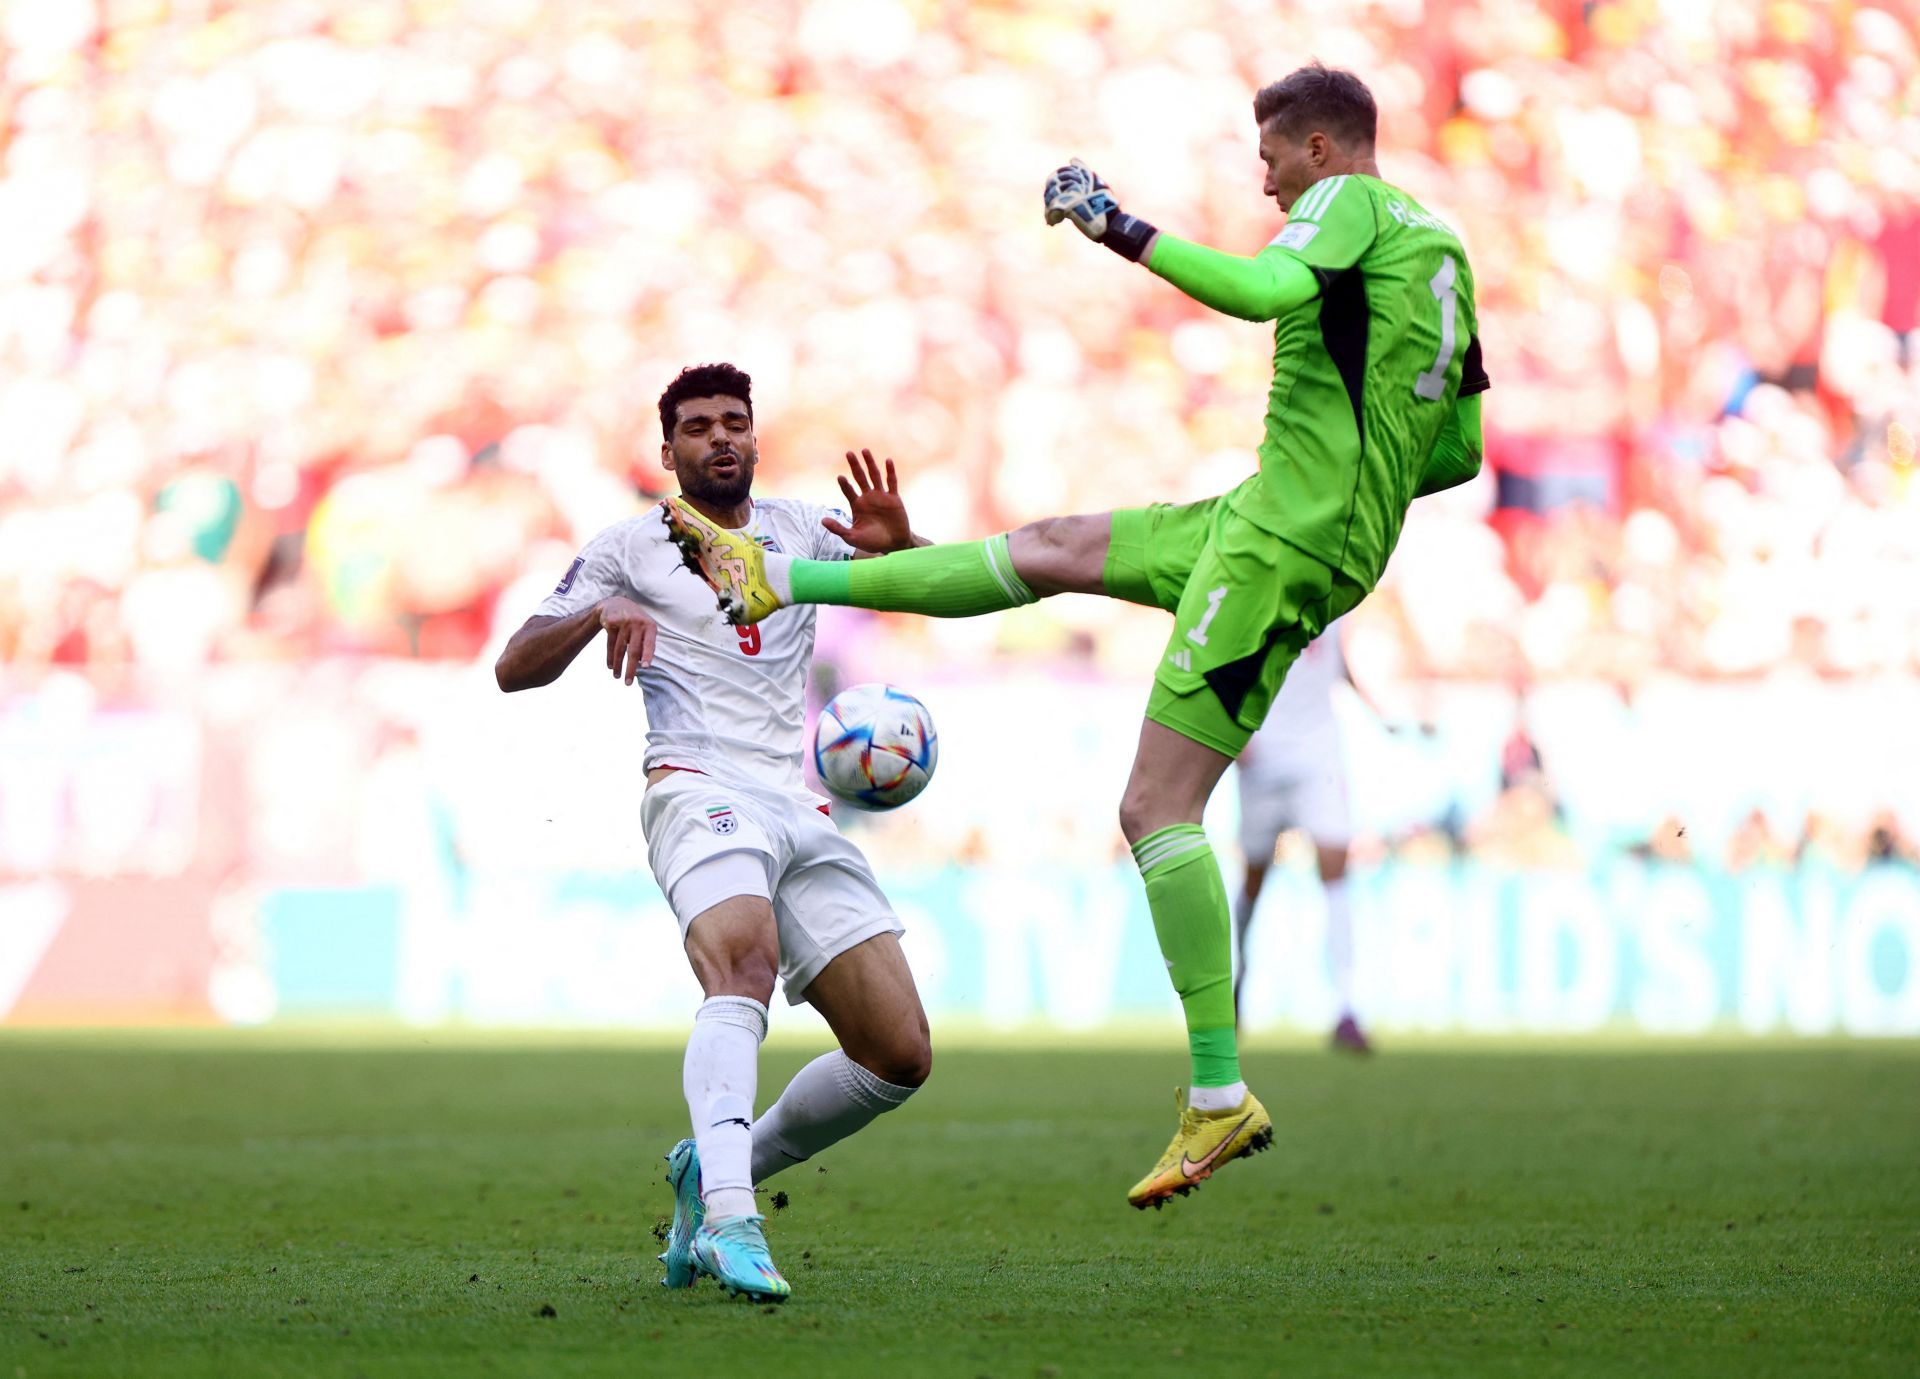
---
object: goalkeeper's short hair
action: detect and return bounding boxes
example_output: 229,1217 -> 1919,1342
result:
1253,63 -> 1377,148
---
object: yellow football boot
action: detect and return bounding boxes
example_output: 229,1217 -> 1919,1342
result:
659,497 -> 786,626
1127,1088 -> 1274,1210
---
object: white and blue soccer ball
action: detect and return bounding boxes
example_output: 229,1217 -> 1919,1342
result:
812,683 -> 938,811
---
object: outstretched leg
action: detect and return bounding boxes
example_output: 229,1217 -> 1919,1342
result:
793,512 -> 1121,610
662,497 -> 1124,624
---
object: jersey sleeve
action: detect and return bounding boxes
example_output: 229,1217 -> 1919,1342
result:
808,504 -> 857,562
1459,332 -> 1490,397
1267,174 -> 1377,275
532,523 -> 634,619
1147,235 -> 1321,322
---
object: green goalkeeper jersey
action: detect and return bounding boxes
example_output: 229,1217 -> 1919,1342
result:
1148,173 -> 1490,589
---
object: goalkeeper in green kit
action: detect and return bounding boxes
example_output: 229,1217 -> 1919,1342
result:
666,63 -> 1489,1209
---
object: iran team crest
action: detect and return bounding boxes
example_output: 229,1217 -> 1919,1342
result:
706,805 -> 737,835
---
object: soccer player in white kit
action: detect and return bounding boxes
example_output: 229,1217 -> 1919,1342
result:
1231,615 -> 1370,1052
494,363 -> 933,1301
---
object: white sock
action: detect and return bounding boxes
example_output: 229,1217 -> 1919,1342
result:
1189,1081 -> 1248,1113
1325,876 -> 1355,1019
762,551 -> 795,603
751,1050 -> 917,1182
683,995 -> 767,1221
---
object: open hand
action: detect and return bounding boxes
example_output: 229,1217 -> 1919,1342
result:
821,449 -> 915,554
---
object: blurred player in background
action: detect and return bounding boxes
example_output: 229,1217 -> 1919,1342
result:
495,363 -> 932,1301
665,64 -> 1487,1208
1231,616 -> 1369,1053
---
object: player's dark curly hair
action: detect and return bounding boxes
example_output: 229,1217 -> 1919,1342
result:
658,362 -> 753,441
1253,63 -> 1377,147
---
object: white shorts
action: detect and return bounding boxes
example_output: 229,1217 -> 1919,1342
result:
639,770 -> 903,1003
1237,730 -> 1352,860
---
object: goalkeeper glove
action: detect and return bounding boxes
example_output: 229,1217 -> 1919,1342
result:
1042,158 -> 1157,263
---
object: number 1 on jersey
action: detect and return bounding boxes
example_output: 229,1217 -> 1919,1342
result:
1414,254 -> 1460,401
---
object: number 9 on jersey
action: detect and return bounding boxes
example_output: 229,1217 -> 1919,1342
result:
812,683 -> 939,811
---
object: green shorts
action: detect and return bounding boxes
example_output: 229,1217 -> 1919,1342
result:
1103,474 -> 1366,757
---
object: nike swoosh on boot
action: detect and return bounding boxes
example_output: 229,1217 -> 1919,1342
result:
1178,1113 -> 1253,1179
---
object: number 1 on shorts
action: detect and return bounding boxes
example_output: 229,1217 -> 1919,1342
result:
1187,586 -> 1228,647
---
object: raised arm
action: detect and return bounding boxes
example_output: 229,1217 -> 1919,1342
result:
817,449 -> 933,558
1043,158 -> 1358,321
1145,236 -> 1320,323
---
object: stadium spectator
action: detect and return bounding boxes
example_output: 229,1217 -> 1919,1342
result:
1866,809 -> 1920,867
0,0 -> 1914,692
1726,807 -> 1795,873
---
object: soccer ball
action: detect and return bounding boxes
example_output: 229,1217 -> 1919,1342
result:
812,683 -> 939,811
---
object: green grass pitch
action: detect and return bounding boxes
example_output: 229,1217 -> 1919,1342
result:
2,1034 -> 1916,1378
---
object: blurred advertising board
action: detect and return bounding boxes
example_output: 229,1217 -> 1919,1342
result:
1,663 -> 1916,1033
167,861 -> 1920,1036
9,859 -> 1912,1035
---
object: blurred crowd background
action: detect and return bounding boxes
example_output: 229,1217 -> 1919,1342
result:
2,0 -> 1919,901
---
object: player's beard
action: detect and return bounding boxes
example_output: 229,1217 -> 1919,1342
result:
679,453 -> 754,509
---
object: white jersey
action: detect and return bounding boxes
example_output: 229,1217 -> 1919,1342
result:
1243,615 -> 1346,771
536,498 -> 853,797
1237,616 -> 1351,848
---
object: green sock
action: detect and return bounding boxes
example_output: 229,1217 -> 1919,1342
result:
788,535 -> 1036,615
1132,825 -> 1241,1089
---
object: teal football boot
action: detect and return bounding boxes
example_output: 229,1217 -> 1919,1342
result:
658,1137 -> 704,1288
690,1214 -> 791,1302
